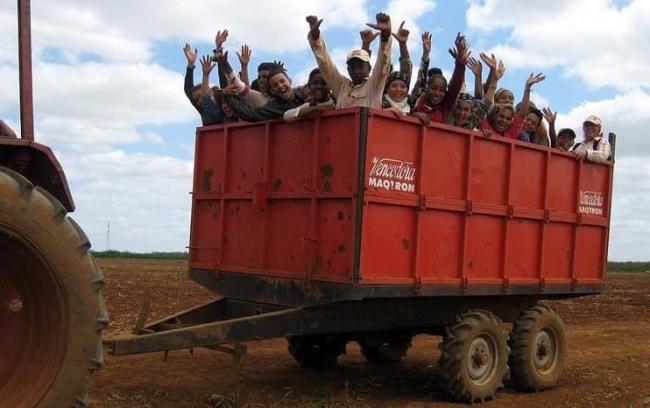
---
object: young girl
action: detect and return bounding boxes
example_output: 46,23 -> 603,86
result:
382,71 -> 411,114
412,33 -> 468,125
478,73 -> 545,139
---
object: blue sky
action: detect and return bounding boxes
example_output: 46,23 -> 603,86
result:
1,0 -> 649,259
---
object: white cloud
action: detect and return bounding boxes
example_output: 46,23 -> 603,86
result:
466,0 -> 650,90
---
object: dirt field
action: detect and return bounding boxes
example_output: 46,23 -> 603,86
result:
92,259 -> 650,407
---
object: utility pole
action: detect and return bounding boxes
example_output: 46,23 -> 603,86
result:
106,221 -> 111,251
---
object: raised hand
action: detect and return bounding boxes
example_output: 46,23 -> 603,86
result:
215,29 -> 229,49
273,60 -> 286,70
214,50 -> 228,65
542,107 -> 557,124
183,43 -> 197,67
449,32 -> 470,63
422,31 -> 432,56
466,57 -> 482,76
201,55 -> 215,75
526,72 -> 546,88
392,21 -> 409,43
237,45 -> 251,66
479,52 -> 497,70
306,15 -> 323,40
495,60 -> 506,80
360,29 -> 380,46
366,12 -> 391,41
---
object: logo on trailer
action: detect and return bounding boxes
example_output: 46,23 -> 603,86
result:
368,157 -> 416,193
578,191 -> 604,216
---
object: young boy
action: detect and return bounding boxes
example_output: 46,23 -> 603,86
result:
224,65 -> 304,122
542,108 -> 576,152
306,13 -> 392,109
283,68 -> 335,122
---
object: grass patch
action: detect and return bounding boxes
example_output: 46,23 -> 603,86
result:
607,262 -> 650,273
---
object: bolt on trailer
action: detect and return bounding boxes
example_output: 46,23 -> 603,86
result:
107,107 -> 615,403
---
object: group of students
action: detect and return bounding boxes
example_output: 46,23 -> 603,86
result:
183,13 -> 611,163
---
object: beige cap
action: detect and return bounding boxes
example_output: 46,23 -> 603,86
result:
346,49 -> 371,63
583,114 -> 602,128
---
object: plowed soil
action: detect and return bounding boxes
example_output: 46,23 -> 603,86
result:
92,259 -> 650,407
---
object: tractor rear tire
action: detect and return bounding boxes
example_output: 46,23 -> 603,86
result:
287,335 -> 347,366
438,309 -> 509,403
0,166 -> 108,407
508,303 -> 567,391
358,332 -> 413,363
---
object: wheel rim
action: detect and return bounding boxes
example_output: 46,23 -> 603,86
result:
533,328 -> 558,375
0,227 -> 67,406
467,334 -> 498,385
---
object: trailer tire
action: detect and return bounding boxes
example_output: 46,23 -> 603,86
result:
0,166 -> 108,407
438,309 -> 508,403
287,335 -> 347,366
358,332 -> 413,363
508,304 -> 566,391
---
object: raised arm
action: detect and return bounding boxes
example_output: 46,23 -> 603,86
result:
183,43 -> 198,100
360,29 -> 379,56
517,72 -> 545,118
442,33 -> 469,111
236,45 -> 251,87
480,53 -> 504,104
392,21 -> 412,78
306,15 -> 345,94
366,13 -> 393,87
466,56 -> 483,99
542,107 -> 558,148
409,31 -> 431,104
200,55 -> 215,99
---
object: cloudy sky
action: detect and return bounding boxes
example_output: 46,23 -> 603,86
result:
0,0 -> 648,260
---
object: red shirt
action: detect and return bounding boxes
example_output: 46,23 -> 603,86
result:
414,61 -> 465,124
478,116 -> 525,140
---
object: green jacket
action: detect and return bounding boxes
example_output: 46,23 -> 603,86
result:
224,92 -> 304,122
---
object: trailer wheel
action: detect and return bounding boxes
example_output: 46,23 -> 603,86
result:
508,304 -> 566,391
0,166 -> 108,407
438,310 -> 508,403
358,332 -> 413,363
287,335 -> 347,366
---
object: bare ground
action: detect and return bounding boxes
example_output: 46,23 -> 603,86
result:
91,259 -> 650,407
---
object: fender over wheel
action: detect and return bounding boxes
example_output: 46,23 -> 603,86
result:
0,166 -> 108,407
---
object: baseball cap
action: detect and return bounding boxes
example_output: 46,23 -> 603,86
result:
346,49 -> 371,63
557,128 -> 576,139
583,115 -> 602,128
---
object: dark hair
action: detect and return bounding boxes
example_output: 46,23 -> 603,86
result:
558,128 -> 576,139
258,62 -> 277,72
308,68 -> 322,83
267,64 -> 289,83
251,79 -> 260,91
427,67 -> 447,89
528,107 -> 543,122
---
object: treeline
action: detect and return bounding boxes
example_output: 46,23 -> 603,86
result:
608,262 -> 650,273
91,250 -> 188,260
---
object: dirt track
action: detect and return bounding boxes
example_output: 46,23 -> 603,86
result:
92,259 -> 650,407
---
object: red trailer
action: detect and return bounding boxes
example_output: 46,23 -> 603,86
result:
109,108 -> 615,403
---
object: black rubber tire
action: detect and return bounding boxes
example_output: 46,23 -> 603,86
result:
287,335 -> 347,366
358,332 -> 413,363
438,309 -> 509,403
0,166 -> 108,407
508,303 -> 567,391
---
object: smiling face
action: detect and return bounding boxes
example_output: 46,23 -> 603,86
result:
221,101 -> 235,118
495,90 -> 515,105
347,59 -> 371,85
269,72 -> 293,101
557,132 -> 575,151
492,107 -> 515,133
387,79 -> 408,102
425,77 -> 447,106
583,122 -> 601,141
308,73 -> 329,103
454,100 -> 473,125
523,112 -> 542,133
257,69 -> 270,94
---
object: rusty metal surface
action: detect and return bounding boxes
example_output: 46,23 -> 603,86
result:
17,0 -> 34,141
106,296 -> 544,357
188,108 -> 613,307
0,139 -> 75,211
